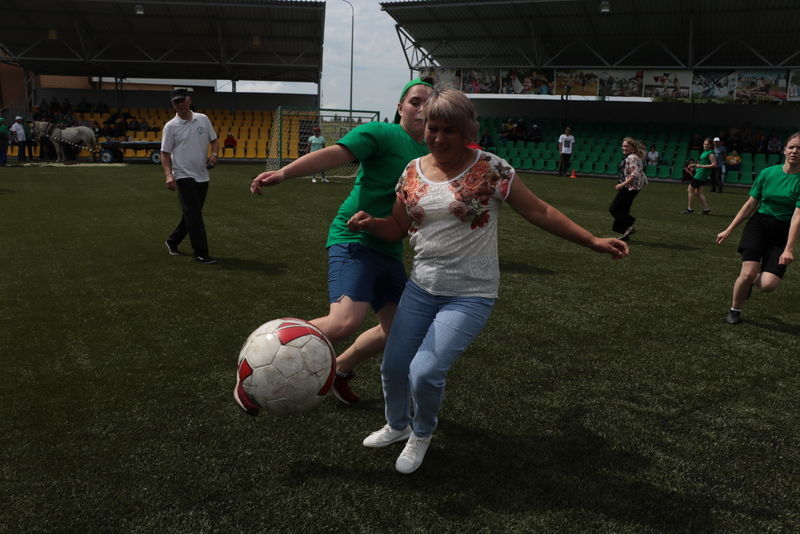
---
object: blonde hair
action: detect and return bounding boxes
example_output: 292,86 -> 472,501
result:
623,137 -> 647,160
422,89 -> 479,142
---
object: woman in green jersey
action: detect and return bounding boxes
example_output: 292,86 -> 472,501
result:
683,137 -> 715,214
239,79 -> 435,411
716,132 -> 800,324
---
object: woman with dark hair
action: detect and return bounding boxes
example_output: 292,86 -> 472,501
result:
349,89 -> 629,474
241,78 -> 436,409
683,137 -> 715,214
609,137 -> 647,241
716,132 -> 800,324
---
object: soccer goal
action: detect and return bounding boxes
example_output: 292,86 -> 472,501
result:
265,107 -> 381,179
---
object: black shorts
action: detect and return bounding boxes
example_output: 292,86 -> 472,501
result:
738,212 -> 791,278
689,178 -> 707,190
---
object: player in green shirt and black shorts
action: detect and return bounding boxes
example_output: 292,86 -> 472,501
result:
243,79 -> 435,409
683,138 -> 715,214
716,132 -> 800,324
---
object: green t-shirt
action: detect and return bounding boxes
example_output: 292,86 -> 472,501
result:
694,149 -> 714,182
327,122 -> 428,260
749,164 -> 800,221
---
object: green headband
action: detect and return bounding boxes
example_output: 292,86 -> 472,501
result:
394,78 -> 434,124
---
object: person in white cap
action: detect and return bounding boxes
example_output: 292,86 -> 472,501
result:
9,116 -> 27,162
711,137 -> 727,193
161,88 -> 220,264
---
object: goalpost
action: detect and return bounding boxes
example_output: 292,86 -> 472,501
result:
265,107 -> 381,179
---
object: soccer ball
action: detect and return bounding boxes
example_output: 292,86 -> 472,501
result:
234,318 -> 336,416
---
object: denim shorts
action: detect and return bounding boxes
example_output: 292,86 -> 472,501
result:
327,243 -> 407,312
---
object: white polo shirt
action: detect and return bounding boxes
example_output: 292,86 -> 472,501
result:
161,112 -> 217,182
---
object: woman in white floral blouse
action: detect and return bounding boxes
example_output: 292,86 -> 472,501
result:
609,137 -> 648,241
347,89 -> 629,474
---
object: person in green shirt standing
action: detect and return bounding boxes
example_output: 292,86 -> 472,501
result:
716,132 -> 800,324
683,137 -> 715,214
242,78 -> 435,411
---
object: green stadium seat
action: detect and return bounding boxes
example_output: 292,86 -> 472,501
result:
580,161 -> 594,173
657,166 -> 671,179
725,170 -> 740,184
766,154 -> 780,165
544,160 -> 557,171
520,158 -> 533,170
605,162 -> 618,175
532,159 -> 545,171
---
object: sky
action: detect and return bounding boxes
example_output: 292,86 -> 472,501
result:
218,1 -> 413,122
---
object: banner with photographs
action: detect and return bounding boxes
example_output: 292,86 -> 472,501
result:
691,70 -> 737,102
788,69 -> 800,101
498,69 -> 554,95
555,70 -> 598,96
415,66 -> 795,104
735,70 -> 788,103
418,68 -> 462,92
645,71 -> 692,100
462,69 -> 500,94
598,70 -> 644,97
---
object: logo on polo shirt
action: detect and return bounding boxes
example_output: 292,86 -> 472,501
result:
197,126 -> 205,134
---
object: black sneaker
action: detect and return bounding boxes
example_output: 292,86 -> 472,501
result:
682,208 -> 694,214
725,310 -> 742,324
195,255 -> 217,264
701,209 -> 711,215
165,240 -> 181,256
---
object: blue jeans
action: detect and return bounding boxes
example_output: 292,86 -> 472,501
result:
382,280 -> 495,437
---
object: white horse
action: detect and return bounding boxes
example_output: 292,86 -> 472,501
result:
31,121 -> 97,162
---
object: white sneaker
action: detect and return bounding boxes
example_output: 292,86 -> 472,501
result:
395,433 -> 431,474
362,424 -> 411,448
311,177 -> 317,183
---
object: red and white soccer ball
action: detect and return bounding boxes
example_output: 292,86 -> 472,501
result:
234,318 -> 336,416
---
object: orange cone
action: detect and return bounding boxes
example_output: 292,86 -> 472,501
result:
570,169 -> 577,178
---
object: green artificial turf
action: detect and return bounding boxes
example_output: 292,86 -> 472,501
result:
1,163 -> 798,533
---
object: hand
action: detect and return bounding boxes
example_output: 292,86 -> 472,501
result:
779,250 -> 794,265
688,164 -> 697,171
165,175 -> 176,191
206,153 -> 218,168
716,229 -> 730,245
615,183 -> 624,191
250,171 -> 285,195
347,211 -> 374,232
589,237 -> 629,260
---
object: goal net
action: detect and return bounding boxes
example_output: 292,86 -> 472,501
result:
265,107 -> 381,179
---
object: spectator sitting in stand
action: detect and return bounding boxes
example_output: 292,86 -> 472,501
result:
223,132 -> 237,154
766,131 -> 782,155
50,97 -> 62,114
646,145 -> 660,166
62,98 -> 73,114
75,97 -> 92,114
96,101 -> 109,114
529,123 -> 543,143
128,118 -> 141,132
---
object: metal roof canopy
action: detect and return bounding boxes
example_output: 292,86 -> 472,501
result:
0,0 -> 325,83
380,0 -> 800,71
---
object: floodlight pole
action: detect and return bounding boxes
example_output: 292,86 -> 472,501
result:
341,0 -> 354,128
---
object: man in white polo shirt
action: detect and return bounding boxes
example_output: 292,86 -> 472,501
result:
161,88 -> 220,264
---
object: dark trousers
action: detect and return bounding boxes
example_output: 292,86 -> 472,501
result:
609,188 -> 639,234
558,153 -> 571,176
168,179 -> 210,257
16,141 -> 27,161
710,167 -> 724,193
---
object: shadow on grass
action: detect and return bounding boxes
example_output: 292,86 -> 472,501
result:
746,315 -> 800,336
0,188 -> 14,193
285,409 -> 777,531
500,260 -> 557,276
218,258 -> 289,274
633,240 -> 702,252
